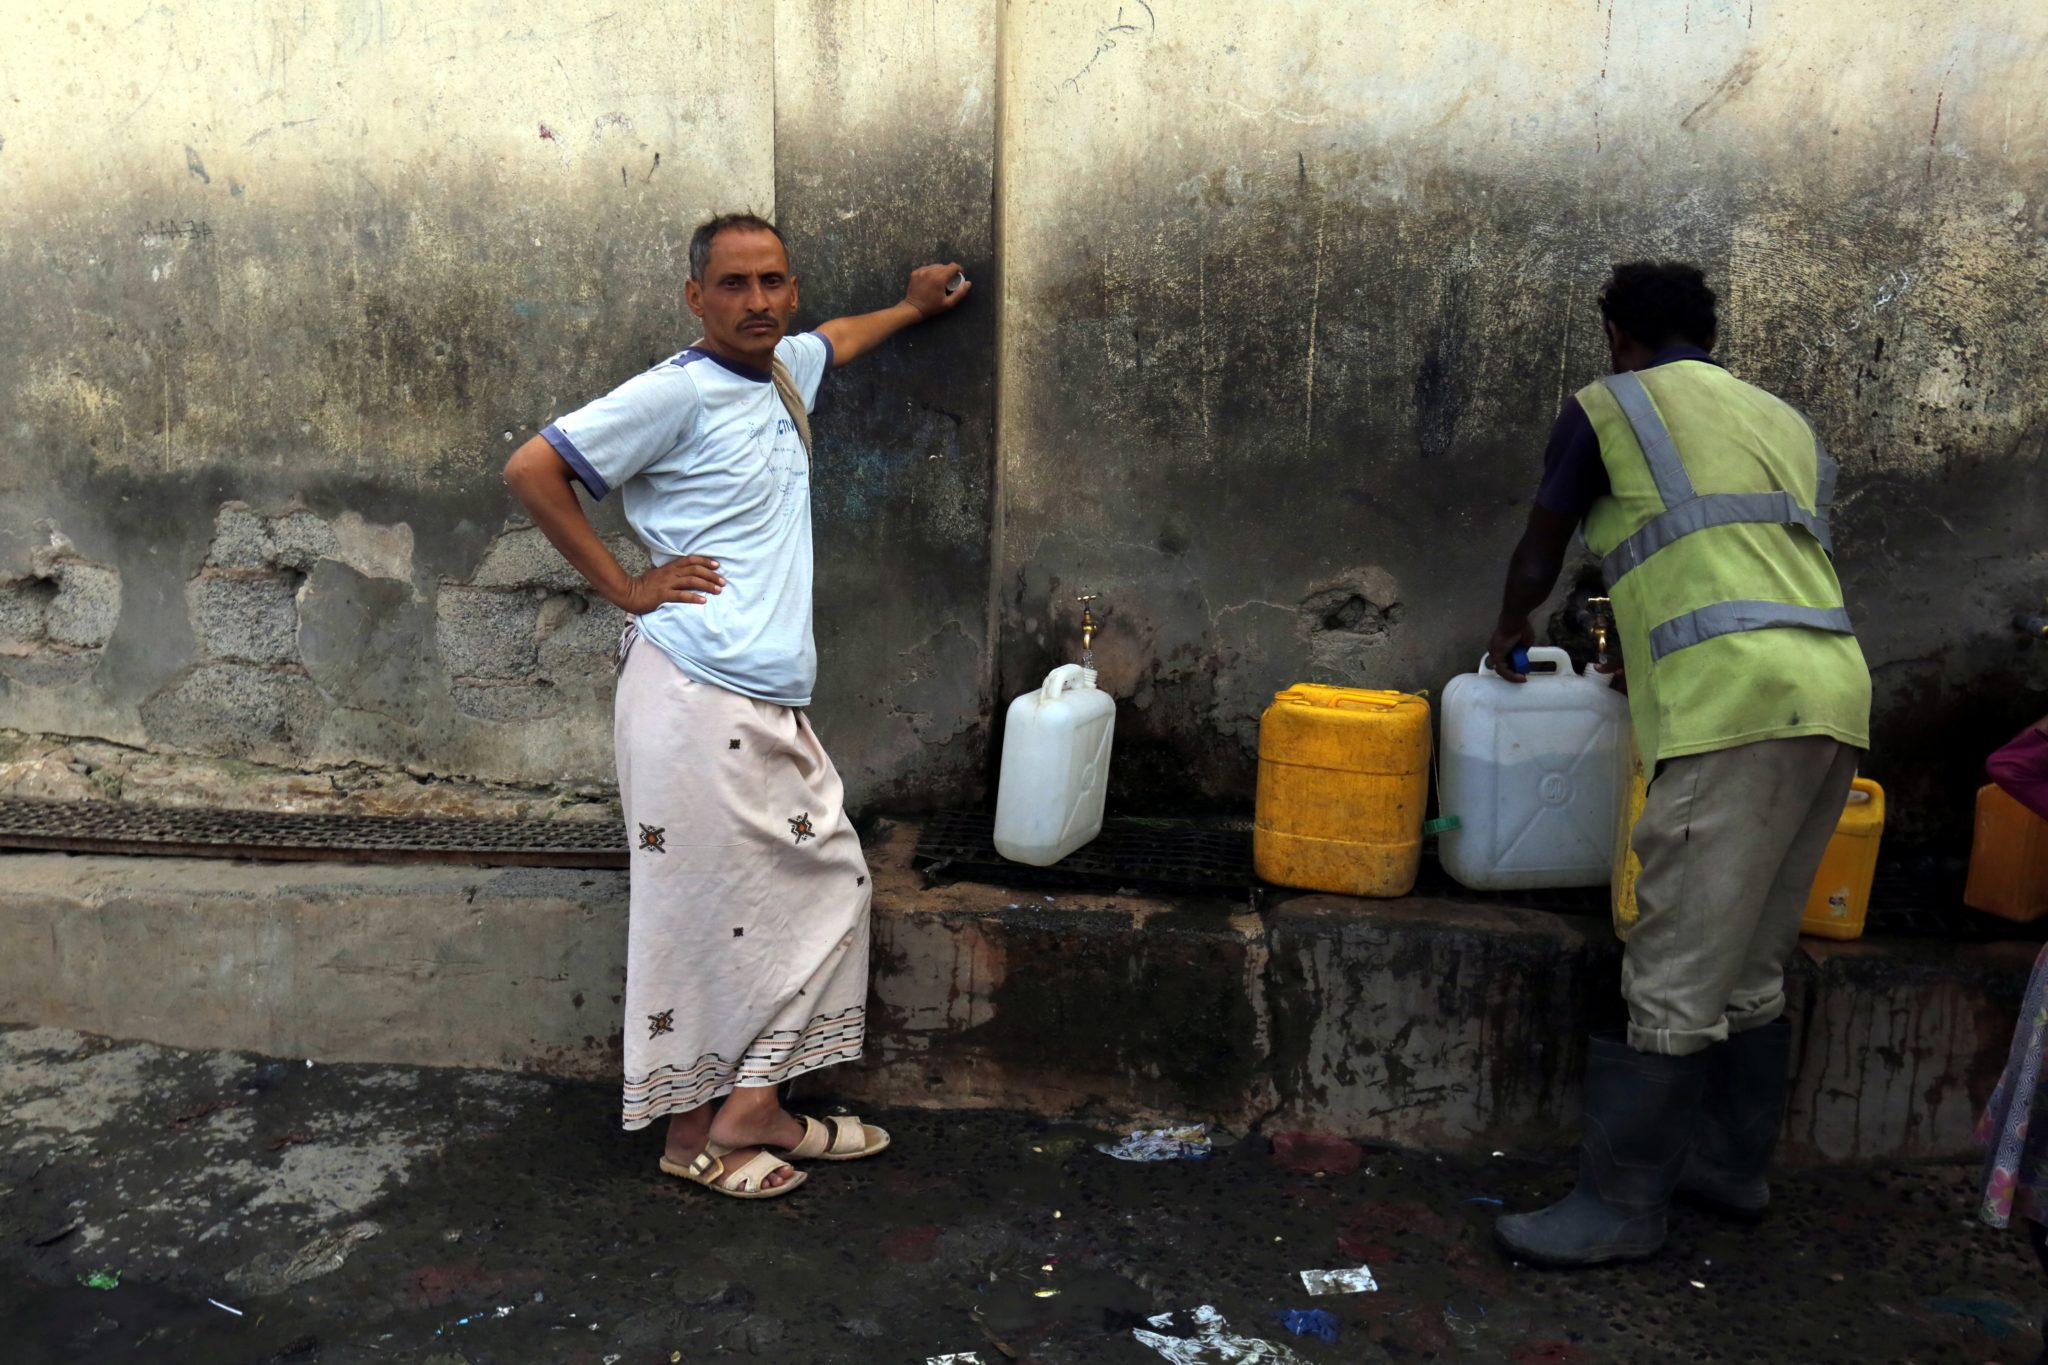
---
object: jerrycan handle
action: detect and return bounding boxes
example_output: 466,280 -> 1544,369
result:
1040,663 -> 1096,700
1474,645 -> 1577,678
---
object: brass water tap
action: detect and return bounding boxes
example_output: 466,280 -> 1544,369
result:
1076,594 -> 1100,653
1587,596 -> 1614,665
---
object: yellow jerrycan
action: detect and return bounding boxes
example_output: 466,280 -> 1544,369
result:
1254,684 -> 1431,897
1612,769 -> 1885,941
1799,779 -> 1885,940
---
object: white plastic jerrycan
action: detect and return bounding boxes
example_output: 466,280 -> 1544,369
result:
1437,646 -> 1632,891
994,664 -> 1117,866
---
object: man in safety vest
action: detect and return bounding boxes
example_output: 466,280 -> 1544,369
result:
1483,260 -> 1871,1266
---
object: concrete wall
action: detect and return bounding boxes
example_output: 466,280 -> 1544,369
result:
997,1 -> 2048,842
774,1 -> 1002,808
4,2 -> 2045,845
0,2 -> 776,794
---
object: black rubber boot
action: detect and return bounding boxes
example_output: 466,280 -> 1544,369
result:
1495,1035 -> 1706,1267
1677,1016 -> 1792,1219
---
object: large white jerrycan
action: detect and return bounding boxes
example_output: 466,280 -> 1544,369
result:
993,664 -> 1117,866
1437,646 -> 1631,891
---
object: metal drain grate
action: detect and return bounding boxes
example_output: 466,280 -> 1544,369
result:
0,796 -> 627,869
912,810 -> 1254,897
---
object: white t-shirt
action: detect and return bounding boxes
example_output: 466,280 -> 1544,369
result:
542,332 -> 832,707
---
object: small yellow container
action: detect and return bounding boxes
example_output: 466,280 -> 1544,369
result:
1612,773 -> 1884,942
1964,784 -> 2048,923
1253,684 -> 1431,897
1610,751 -> 1648,940
1799,779 -> 1885,940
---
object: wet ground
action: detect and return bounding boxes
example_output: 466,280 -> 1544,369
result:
0,1024 -> 2041,1365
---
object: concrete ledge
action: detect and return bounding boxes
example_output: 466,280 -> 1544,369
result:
0,821 -> 2031,1162
0,856 -> 631,1075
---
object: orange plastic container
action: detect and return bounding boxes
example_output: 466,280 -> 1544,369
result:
1253,684 -> 1431,897
1798,778 -> 1885,940
1965,784 -> 2048,922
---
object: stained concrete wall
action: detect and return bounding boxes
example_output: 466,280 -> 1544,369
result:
4,3 -> 2045,845
774,1 -> 1001,808
0,2 -> 777,792
998,1 -> 2048,844
0,1 -> 998,809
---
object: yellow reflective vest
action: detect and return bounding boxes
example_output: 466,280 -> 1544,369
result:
1579,360 -> 1871,765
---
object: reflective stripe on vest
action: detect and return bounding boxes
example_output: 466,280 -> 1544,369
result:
1602,491 -> 1833,583
1596,371 -> 1835,588
1602,371 -> 1696,506
1649,600 -> 1858,661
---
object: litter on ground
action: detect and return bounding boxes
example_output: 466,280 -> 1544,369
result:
1298,1265 -> 1378,1296
227,1219 -> 383,1296
1096,1125 -> 1212,1161
1134,1305 -> 1309,1364
1273,1307 -> 1340,1342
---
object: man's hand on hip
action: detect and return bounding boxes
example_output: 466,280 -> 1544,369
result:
616,557 -> 725,614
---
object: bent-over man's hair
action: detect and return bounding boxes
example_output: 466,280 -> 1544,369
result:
1598,260 -> 1717,350
688,213 -> 788,282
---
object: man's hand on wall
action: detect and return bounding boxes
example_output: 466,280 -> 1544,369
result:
818,261 -> 973,366
617,557 -> 726,614
904,262 -> 971,319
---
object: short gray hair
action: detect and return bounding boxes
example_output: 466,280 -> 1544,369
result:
688,213 -> 788,282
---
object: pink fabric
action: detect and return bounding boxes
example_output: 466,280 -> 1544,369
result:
1988,725 -> 2048,823
1979,943 -> 2048,1227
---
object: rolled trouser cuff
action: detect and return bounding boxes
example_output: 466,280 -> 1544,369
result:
1725,994 -> 1787,1033
1627,1018 -> 1729,1057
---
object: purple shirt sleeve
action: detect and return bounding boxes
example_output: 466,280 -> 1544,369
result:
1533,396 -> 1610,520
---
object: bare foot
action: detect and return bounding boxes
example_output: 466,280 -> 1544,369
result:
665,1109 -> 797,1191
705,1104 -> 806,1156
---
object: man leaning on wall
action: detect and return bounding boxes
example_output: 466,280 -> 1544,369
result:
503,213 -> 970,1199
1482,261 -> 1871,1266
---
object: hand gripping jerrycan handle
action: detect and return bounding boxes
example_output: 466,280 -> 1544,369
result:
1477,645 -> 1577,677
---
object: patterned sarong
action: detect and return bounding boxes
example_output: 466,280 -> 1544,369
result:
613,627 -> 871,1130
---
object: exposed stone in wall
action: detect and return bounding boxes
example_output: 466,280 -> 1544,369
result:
143,504 -> 328,758
139,663 -> 327,756
0,529 -> 122,689
435,526 -> 645,722
1298,568 -> 1402,681
190,575 -> 302,665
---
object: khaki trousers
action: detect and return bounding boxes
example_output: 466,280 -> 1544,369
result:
1623,735 -> 1860,1056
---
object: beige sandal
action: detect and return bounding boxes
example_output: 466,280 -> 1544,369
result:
658,1145 -> 806,1199
774,1113 -> 891,1162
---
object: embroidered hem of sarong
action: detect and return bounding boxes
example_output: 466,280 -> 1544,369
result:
620,1005 -> 866,1130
